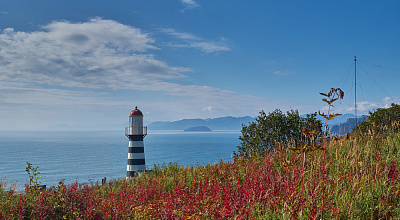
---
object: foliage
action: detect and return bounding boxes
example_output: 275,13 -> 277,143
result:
356,103 -> 400,135
286,88 -> 343,159
236,109 -> 322,157
1,129 -> 400,219
25,162 -> 42,189
318,88 -> 344,144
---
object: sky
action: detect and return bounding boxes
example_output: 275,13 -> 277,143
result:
0,0 -> 399,130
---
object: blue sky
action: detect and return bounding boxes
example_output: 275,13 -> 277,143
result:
0,0 -> 399,130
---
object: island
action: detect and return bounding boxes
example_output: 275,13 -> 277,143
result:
184,126 -> 212,132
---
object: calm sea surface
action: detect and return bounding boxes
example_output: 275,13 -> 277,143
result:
0,130 -> 240,188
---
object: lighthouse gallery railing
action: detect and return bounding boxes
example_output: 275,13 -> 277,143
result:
125,126 -> 147,136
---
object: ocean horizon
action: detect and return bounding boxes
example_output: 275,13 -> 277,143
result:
0,130 -> 241,189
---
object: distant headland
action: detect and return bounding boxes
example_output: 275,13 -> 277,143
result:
184,126 -> 212,132
147,116 -> 254,131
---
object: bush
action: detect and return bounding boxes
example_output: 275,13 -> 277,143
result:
236,109 -> 322,157
356,103 -> 400,135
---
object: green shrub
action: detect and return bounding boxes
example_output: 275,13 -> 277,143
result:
356,103 -> 400,135
25,162 -> 42,189
236,109 -> 322,157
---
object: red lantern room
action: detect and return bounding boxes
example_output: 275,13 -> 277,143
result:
125,106 -> 147,136
129,106 -> 143,116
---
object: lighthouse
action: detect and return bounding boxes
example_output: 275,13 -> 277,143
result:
125,106 -> 147,178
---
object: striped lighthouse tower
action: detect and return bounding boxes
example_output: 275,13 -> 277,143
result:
125,106 -> 147,178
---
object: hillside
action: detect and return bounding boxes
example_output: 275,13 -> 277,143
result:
302,113 -> 358,126
330,116 -> 368,135
4,128 -> 400,219
147,116 -> 254,130
148,114 -> 362,131
184,126 -> 212,132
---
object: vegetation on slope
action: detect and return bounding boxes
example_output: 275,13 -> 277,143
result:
237,110 -> 322,157
356,103 -> 400,135
1,128 -> 400,219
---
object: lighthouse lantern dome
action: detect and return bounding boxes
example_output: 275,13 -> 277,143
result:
129,106 -> 143,116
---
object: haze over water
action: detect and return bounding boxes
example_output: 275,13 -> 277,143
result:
0,130 -> 240,188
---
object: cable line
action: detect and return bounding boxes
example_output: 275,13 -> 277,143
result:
358,62 -> 393,101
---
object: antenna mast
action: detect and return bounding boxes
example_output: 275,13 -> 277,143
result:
354,56 -> 357,127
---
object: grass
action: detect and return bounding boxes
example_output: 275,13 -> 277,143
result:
1,128 -> 400,219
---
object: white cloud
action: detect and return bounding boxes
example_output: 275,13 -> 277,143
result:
0,82 -> 104,107
159,28 -> 231,53
0,81 -> 125,130
347,101 -> 379,113
273,70 -> 294,76
382,96 -> 400,108
0,18 -> 308,130
160,28 -> 200,40
180,0 -> 199,10
324,96 -> 400,117
203,106 -> 213,112
0,78 -> 278,129
0,18 -> 272,129
190,41 -> 231,53
0,18 -> 191,90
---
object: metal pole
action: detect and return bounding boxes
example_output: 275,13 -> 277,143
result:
354,56 -> 357,127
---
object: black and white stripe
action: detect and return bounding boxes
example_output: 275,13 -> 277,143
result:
126,139 -> 146,177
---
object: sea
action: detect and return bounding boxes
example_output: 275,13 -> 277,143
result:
0,130 -> 241,189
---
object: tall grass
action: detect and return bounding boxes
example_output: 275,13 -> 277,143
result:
1,128 -> 400,219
